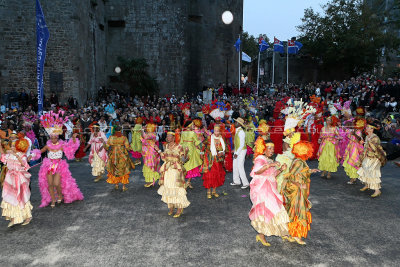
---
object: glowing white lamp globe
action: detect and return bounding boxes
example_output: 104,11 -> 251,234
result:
115,66 -> 121,74
222,11 -> 233,25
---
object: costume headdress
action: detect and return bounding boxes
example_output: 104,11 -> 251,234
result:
210,100 -> 226,120
15,138 -> 29,153
40,110 -> 72,136
282,99 -> 309,135
136,117 -> 144,125
22,112 -> 38,127
292,141 -> 314,161
178,102 -> 191,118
193,118 -> 202,128
146,123 -> 157,133
257,120 -> 269,135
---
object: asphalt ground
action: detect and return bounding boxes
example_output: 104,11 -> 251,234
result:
0,157 -> 399,266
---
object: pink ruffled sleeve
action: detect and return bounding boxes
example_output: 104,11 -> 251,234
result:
250,156 -> 266,177
63,138 -> 80,160
30,149 -> 42,161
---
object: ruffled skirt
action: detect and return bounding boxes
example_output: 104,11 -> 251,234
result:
158,169 -> 190,208
130,151 -> 142,159
91,152 -> 106,177
1,201 -> 33,224
343,154 -> 359,179
357,157 -> 381,190
106,173 -> 129,185
38,158 -> 84,207
203,161 -> 225,189
318,142 -> 339,172
224,152 -> 233,172
288,212 -> 312,238
185,166 -> 201,179
143,165 -> 160,183
250,207 -> 289,237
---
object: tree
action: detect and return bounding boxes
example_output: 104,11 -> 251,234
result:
116,57 -> 159,96
241,32 -> 270,61
297,0 -> 400,76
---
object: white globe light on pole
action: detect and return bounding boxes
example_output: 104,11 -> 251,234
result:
115,66 -> 121,74
222,11 -> 233,25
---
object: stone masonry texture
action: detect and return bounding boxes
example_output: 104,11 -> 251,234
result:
0,0 -> 243,104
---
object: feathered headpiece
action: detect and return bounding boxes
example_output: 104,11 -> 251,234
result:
257,120 -> 269,135
22,112 -> 38,127
15,138 -> 29,153
202,104 -> 211,115
283,99 -> 309,133
40,110 -> 72,136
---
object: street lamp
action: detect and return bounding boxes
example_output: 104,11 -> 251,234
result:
114,66 -> 121,74
222,11 -> 233,25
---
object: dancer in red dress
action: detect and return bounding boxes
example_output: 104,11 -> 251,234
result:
202,125 -> 226,199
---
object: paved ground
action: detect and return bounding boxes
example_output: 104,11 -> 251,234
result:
0,156 -> 399,267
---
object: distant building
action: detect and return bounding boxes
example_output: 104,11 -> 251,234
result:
0,0 -> 243,104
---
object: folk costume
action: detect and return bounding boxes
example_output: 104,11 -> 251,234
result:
158,132 -> 190,217
105,127 -> 135,191
0,139 -> 33,227
249,139 -> 290,247
31,111 -> 83,208
86,125 -> 108,182
142,123 -> 161,187
232,118 -> 249,188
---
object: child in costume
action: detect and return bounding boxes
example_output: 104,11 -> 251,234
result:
317,116 -> 340,179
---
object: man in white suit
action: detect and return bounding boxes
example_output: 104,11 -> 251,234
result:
231,117 -> 249,189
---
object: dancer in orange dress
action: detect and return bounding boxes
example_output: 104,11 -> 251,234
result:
105,125 -> 135,191
283,141 -> 320,245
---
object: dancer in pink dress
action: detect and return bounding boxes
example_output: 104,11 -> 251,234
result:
31,111 -> 84,208
249,139 -> 291,247
0,138 -> 33,227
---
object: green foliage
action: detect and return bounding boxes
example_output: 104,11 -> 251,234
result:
116,57 -> 159,96
241,32 -> 270,61
297,0 -> 400,76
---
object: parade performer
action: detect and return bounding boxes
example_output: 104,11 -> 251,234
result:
85,124 -> 108,182
249,139 -> 291,247
180,120 -> 202,189
105,125 -> 135,191
283,141 -> 319,245
130,117 -> 143,165
343,123 -> 363,185
231,118 -> 249,189
157,132 -> 190,218
358,123 -> 386,197
31,111 -> 83,208
317,116 -> 340,179
245,116 -> 256,157
0,132 -> 19,187
0,138 -> 32,227
202,125 -> 226,199
73,120 -> 86,162
141,123 -> 160,187
224,121 -> 234,172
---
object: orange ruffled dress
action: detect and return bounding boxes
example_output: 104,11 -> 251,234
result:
283,158 -> 312,238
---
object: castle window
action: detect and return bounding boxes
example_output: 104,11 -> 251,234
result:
99,24 -> 104,31
188,15 -> 202,23
108,20 -> 125,28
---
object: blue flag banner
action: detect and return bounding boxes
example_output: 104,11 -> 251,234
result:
36,0 -> 50,114
273,37 -> 284,53
288,40 -> 303,54
234,38 -> 241,52
242,52 -> 252,62
259,39 -> 269,52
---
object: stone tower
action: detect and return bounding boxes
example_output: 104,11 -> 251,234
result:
0,0 -> 243,104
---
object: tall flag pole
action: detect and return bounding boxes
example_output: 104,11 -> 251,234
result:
234,35 -> 241,93
36,0 -> 50,115
273,37 -> 284,85
287,40 -> 289,84
287,40 -> 303,85
257,37 -> 269,93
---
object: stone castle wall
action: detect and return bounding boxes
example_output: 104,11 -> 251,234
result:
0,0 -> 243,104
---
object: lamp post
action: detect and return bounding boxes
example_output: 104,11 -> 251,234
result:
222,10 -> 234,94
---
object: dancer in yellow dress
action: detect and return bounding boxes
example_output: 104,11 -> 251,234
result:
318,116 -> 340,179
157,132 -> 190,217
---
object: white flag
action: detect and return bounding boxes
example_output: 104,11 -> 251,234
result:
242,52 -> 252,62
